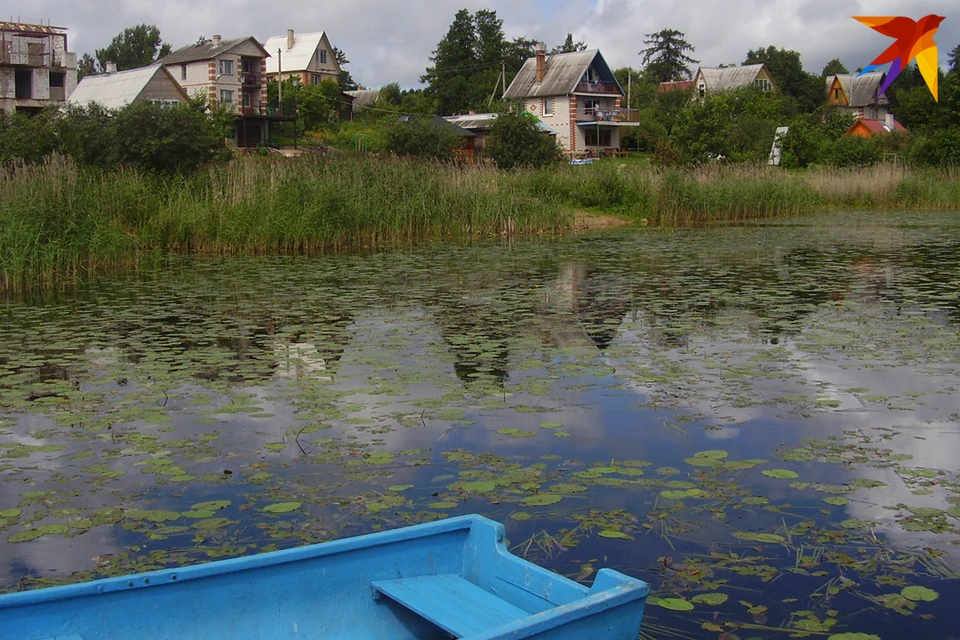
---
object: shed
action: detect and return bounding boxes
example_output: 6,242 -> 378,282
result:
67,65 -> 188,109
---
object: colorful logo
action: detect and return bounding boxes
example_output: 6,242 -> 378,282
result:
854,15 -> 945,101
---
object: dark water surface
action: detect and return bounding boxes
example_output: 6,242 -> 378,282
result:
2,211 -> 960,639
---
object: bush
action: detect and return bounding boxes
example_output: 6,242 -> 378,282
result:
384,117 -> 462,162
825,135 -> 881,168
484,109 -> 564,170
908,126 -> 960,167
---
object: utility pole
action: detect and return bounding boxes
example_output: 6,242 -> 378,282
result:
502,60 -> 507,98
277,48 -> 282,114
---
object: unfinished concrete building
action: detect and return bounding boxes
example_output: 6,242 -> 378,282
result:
0,21 -> 78,115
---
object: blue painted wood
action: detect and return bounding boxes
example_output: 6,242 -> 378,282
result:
0,515 -> 649,640
372,573 -> 530,637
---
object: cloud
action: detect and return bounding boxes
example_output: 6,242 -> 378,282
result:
20,0 -> 960,88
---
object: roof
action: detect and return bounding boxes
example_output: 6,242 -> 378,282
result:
158,36 -> 268,65
503,49 -> 622,99
345,89 -> 380,110
850,118 -> 907,135
827,73 -> 889,107
443,113 -> 559,135
398,115 -> 475,137
697,64 -> 767,92
263,31 -> 339,75
67,65 -> 187,109
658,80 -> 695,93
0,21 -> 67,35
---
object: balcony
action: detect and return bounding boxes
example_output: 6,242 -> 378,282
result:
575,80 -> 620,94
575,108 -> 640,123
241,73 -> 261,87
239,105 -> 296,119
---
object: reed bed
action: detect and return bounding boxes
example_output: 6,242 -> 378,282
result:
3,154 -> 960,294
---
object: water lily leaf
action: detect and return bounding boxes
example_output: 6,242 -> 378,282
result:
429,501 -> 459,509
0,509 -> 21,518
598,530 -> 632,540
692,593 -> 728,606
539,422 -> 563,429
191,500 -> 231,511
37,523 -> 69,535
510,512 -> 532,521
840,519 -> 871,529
262,502 -> 302,513
388,485 -> 413,492
7,529 -> 43,543
365,452 -> 395,464
658,598 -> 694,611
694,450 -> 729,460
762,469 -> 799,479
827,634 -> 881,640
520,494 -> 562,507
824,497 -> 849,506
461,481 -> 497,494
733,532 -> 785,543
901,586 -> 939,602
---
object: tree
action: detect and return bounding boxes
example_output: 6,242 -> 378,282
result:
551,34 -> 587,54
334,47 -> 358,91
639,29 -> 697,83
821,58 -> 849,77
484,109 -> 564,169
384,117 -> 462,161
422,9 -> 519,115
77,53 -> 96,80
743,46 -> 823,112
94,24 -> 173,72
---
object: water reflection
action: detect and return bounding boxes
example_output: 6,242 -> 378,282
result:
1,212 -> 959,638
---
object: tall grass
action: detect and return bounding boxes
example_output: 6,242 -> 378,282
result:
3,155 -> 960,294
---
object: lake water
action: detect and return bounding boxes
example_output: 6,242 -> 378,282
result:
2,211 -> 960,639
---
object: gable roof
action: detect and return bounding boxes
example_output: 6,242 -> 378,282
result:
158,36 -> 269,65
67,65 -> 188,109
696,64 -> 769,92
345,89 -> 380,110
262,31 -> 340,75
658,80 -> 695,93
849,118 -> 906,135
826,73 -> 890,107
503,49 -> 623,99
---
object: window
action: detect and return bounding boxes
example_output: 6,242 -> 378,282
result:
319,49 -> 327,64
49,72 -> 65,87
754,77 -> 772,92
242,92 -> 251,106
582,99 -> 599,117
542,98 -> 554,116
181,64 -> 187,80
220,89 -> 234,104
219,59 -> 234,75
311,74 -> 320,85
149,99 -> 181,108
698,83 -> 706,98
584,128 -> 612,147
241,59 -> 251,73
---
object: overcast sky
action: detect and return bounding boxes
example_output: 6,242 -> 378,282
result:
12,0 -> 959,89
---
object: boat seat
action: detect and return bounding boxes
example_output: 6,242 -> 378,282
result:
372,573 -> 529,637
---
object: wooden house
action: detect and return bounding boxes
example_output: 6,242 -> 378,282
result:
67,64 -> 188,109
825,72 -> 895,121
845,116 -> 906,137
691,64 -> 776,100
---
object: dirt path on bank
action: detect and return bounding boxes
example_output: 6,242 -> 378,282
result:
572,211 -> 634,230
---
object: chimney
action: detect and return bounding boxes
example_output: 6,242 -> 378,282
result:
885,112 -> 895,131
287,29 -> 295,50
212,34 -> 221,46
535,43 -> 546,83
105,61 -> 117,74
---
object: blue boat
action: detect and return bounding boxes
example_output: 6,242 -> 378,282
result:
0,514 -> 649,640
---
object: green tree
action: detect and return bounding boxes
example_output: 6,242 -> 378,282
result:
551,34 -> 587,54
334,47 -> 359,91
821,58 -> 849,77
77,53 -> 97,80
484,109 -> 564,169
639,29 -> 697,83
743,46 -> 823,112
422,9 -> 525,115
94,24 -> 173,72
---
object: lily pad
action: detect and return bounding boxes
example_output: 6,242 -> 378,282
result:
658,598 -> 695,611
901,586 -> 939,602
262,502 -> 302,514
762,469 -> 799,479
520,494 -> 562,507
692,593 -> 729,606
733,532 -> 786,543
598,530 -> 632,540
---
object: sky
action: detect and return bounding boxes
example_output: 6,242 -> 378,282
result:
8,0 -> 959,89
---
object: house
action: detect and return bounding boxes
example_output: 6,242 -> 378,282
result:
845,115 -> 906,138
502,45 -> 637,156
67,64 -> 188,109
158,34 -> 286,147
825,72 -> 895,121
263,30 -> 340,87
691,64 -> 776,99
443,112 -> 558,156
0,21 -> 77,115
345,88 -> 379,118
657,80 -> 695,94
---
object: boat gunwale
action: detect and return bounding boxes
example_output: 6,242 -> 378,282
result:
0,514 -> 490,608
